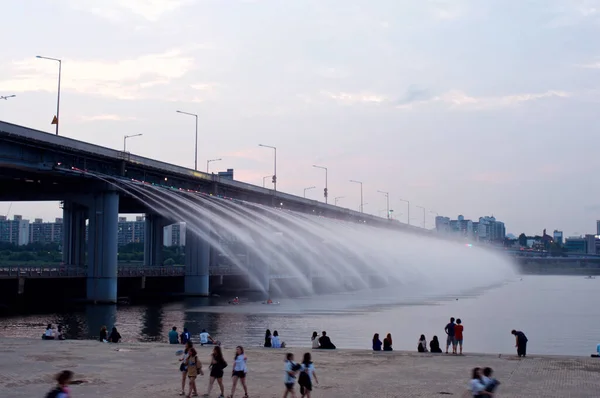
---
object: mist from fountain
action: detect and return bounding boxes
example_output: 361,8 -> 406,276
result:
116,180 -> 517,302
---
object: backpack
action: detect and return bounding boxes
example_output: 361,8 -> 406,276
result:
45,387 -> 63,398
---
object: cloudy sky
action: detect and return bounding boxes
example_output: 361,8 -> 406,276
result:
1,0 -> 600,236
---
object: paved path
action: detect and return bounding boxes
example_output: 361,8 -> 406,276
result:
1,338 -> 599,397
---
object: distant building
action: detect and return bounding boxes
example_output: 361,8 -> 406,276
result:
218,169 -> 234,180
449,215 -> 474,239
117,216 -> 145,246
476,216 -> 505,242
597,220 -> 600,236
164,222 -> 186,247
565,235 -> 598,254
553,230 -> 563,245
29,217 -> 63,244
0,215 -> 30,245
435,216 -> 451,233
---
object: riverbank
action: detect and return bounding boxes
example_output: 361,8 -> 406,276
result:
2,338 -> 599,397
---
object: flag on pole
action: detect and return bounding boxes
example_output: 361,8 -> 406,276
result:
51,116 -> 58,125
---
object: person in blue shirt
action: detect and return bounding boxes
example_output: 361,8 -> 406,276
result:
181,328 -> 191,345
372,333 -> 382,351
169,326 -> 179,344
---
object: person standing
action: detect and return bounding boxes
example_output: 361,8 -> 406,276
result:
228,346 -> 249,398
444,317 -> 456,354
455,319 -> 464,355
511,329 -> 528,357
207,345 -> 227,398
299,352 -> 318,398
283,353 -> 298,398
169,326 -> 179,344
185,347 -> 203,398
45,370 -> 73,398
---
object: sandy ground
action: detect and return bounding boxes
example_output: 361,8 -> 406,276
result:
1,338 -> 600,397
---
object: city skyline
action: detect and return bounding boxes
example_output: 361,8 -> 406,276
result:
2,1 -> 600,235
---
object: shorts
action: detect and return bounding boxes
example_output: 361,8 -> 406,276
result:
446,336 -> 456,346
285,382 -> 295,391
456,339 -> 463,345
210,368 -> 224,379
233,371 -> 246,379
188,375 -> 197,380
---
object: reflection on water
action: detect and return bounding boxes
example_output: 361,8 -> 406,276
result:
1,276 -> 599,356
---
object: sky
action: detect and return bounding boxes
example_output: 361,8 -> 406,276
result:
1,0 -> 600,236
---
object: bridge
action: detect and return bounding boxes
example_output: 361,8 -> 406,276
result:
0,120 -> 424,303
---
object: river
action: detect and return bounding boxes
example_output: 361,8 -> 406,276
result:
0,275 -> 597,356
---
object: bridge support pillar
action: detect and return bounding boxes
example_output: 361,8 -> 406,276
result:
185,231 -> 210,296
62,200 -> 87,267
87,191 -> 119,304
144,214 -> 168,266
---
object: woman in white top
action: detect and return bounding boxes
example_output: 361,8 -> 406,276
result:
43,324 -> 55,340
228,346 -> 248,398
271,330 -> 282,348
311,332 -> 319,349
469,367 -> 493,397
179,341 -> 193,396
299,352 -> 319,398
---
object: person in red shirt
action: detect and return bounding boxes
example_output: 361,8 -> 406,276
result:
455,318 -> 464,355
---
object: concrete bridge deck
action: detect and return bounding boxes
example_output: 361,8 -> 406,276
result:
1,338 -> 598,397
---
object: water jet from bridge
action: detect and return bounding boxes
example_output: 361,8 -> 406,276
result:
118,181 -> 517,301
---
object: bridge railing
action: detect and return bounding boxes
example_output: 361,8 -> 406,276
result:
0,264 -> 185,279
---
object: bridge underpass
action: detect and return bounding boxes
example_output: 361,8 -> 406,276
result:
0,120 -> 428,304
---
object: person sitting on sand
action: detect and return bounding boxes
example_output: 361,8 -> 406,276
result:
99,326 -> 108,342
430,336 -> 443,353
181,328 -> 191,345
265,329 -> 272,348
43,324 -> 55,340
317,331 -> 336,350
56,325 -> 65,341
272,330 -> 285,348
418,335 -> 428,352
311,331 -> 320,349
109,326 -> 121,343
169,326 -> 179,344
372,333 -> 382,351
200,329 -> 216,346
45,370 -> 73,398
383,333 -> 393,351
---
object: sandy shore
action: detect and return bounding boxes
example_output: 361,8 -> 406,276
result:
1,338 -> 599,397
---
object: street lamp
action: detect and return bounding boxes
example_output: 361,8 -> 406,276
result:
206,158 -> 222,173
399,198 -> 410,225
312,165 -> 328,204
176,110 -> 198,171
416,205 -> 426,228
0,95 -> 16,100
377,190 -> 390,219
123,133 -> 143,152
262,175 -> 271,188
334,196 -> 344,206
36,55 -> 61,135
303,186 -> 316,198
350,180 -> 364,213
258,144 -> 277,191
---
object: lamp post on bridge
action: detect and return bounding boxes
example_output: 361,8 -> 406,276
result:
399,198 -> 410,225
350,180 -> 364,213
312,165 -> 328,204
176,110 -> 199,171
334,196 -> 344,206
206,158 -> 222,173
36,55 -> 61,135
303,186 -> 316,198
258,144 -> 277,192
262,175 -> 271,188
377,190 -> 390,219
123,133 -> 143,152
416,205 -> 426,228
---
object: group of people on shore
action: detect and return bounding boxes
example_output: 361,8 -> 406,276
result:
169,326 -> 219,346
371,333 -> 393,351
469,367 -> 500,397
41,324 -> 122,344
178,341 -> 248,398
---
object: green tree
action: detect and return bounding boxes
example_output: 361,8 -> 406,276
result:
518,233 -> 527,247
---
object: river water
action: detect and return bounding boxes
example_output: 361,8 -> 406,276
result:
0,275 -> 598,356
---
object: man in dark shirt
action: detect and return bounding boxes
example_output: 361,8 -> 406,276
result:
318,331 -> 336,349
444,317 -> 456,354
511,329 -> 528,357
